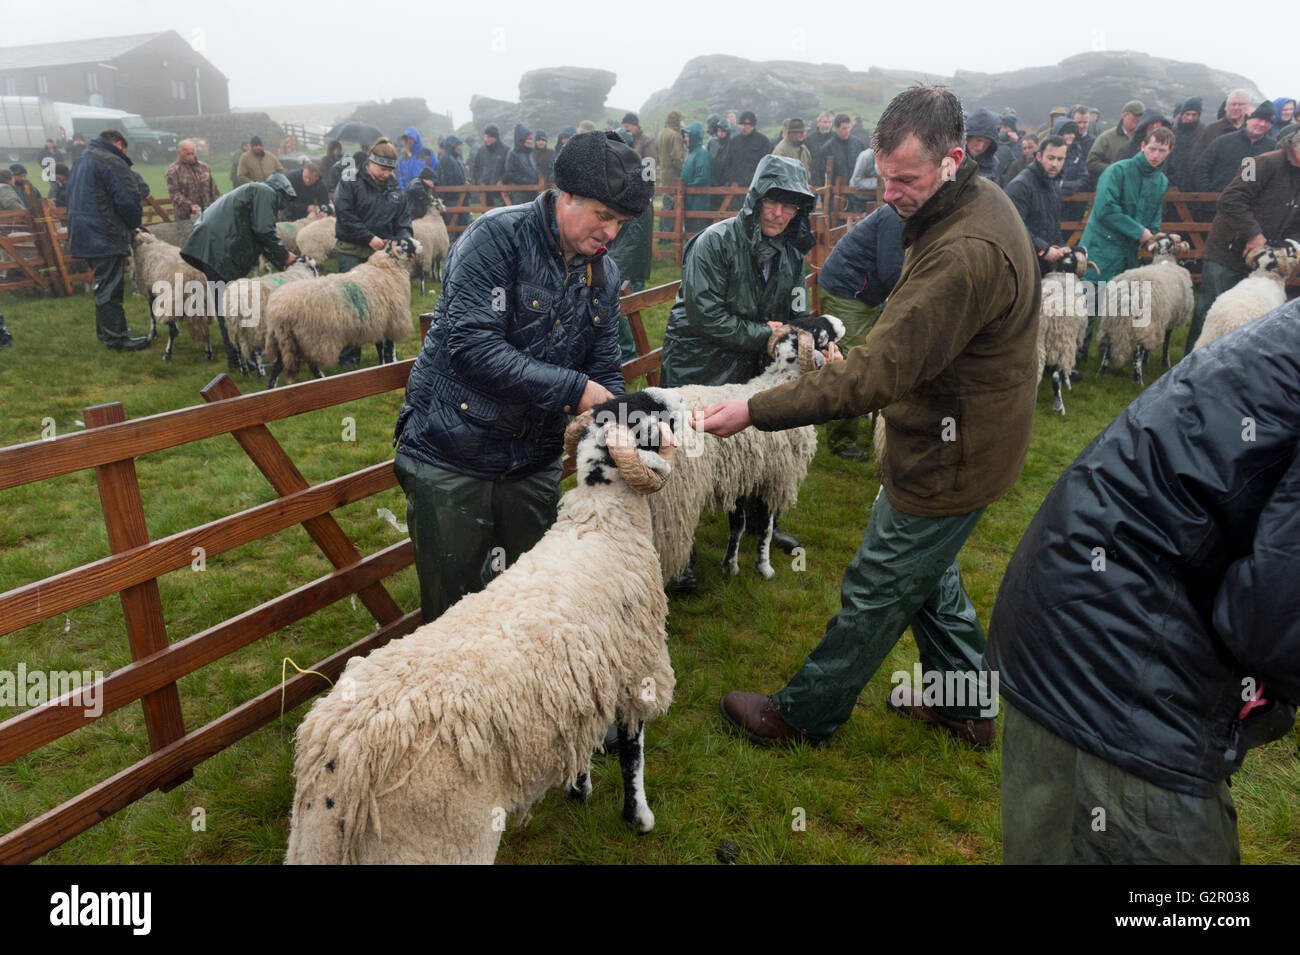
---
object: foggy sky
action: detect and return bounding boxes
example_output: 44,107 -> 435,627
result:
5,0 -> 1287,125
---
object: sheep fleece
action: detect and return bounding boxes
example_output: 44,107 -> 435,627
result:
285,482 -> 674,864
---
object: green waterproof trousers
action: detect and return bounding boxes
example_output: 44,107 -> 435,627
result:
1000,699 -> 1240,864
394,452 -> 562,623
772,488 -> 988,738
819,290 -> 878,452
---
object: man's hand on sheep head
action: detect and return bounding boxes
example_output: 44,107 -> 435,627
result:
693,399 -> 753,437
577,379 -> 615,413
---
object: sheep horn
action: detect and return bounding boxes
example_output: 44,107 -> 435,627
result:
604,423 -> 671,495
766,324 -> 793,358
1086,261 -> 1101,276
796,328 -> 818,373
563,410 -> 595,461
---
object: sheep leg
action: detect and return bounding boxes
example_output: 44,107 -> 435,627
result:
1133,344 -> 1146,387
1050,367 -> 1065,415
722,497 -> 745,576
617,721 -> 654,833
309,363 -> 324,380
566,759 -> 593,802
266,357 -> 283,389
164,321 -> 178,361
1097,343 -> 1110,378
1162,327 -> 1174,368
418,266 -> 426,297
751,497 -> 775,579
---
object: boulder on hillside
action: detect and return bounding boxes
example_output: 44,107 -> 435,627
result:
949,51 -> 1263,127
469,67 -> 617,136
336,98 -> 452,141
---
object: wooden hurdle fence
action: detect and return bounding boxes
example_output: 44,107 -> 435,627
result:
0,290 -> 681,863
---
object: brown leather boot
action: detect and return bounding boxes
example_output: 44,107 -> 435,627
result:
719,692 -> 818,746
887,687 -> 996,750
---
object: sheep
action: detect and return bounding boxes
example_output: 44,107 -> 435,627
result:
295,214 -> 339,267
262,238 -> 421,387
220,257 -> 321,377
275,205 -> 333,255
1097,233 -> 1194,386
409,196 -> 449,294
146,218 -> 194,247
651,314 -> 844,581
129,230 -> 213,361
1037,246 -> 1097,415
1194,240 -> 1300,350
285,389 -> 685,864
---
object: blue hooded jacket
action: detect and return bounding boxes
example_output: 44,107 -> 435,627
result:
397,126 -> 432,188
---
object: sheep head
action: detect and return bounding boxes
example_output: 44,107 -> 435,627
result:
384,237 -> 424,270
564,389 -> 685,495
1245,239 -> 1300,279
1053,245 -> 1098,278
763,315 -> 844,377
1146,233 -> 1191,259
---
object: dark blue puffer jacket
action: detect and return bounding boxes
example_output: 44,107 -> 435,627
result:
818,203 -> 904,306
66,136 -> 143,258
394,190 -> 626,480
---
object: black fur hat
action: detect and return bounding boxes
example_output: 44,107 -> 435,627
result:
553,130 -> 653,217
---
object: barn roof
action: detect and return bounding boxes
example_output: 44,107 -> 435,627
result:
0,33 -> 170,70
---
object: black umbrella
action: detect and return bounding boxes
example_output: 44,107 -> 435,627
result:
326,121 -> 385,145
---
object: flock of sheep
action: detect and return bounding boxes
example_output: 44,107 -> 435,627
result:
128,190 -> 1299,865
127,202 -> 449,385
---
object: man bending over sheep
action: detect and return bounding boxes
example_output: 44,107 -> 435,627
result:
698,86 -> 1041,750
393,130 -> 652,622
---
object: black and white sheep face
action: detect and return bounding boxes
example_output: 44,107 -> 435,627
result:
1145,234 -> 1190,259
792,314 -> 845,351
1245,240 -> 1300,279
579,390 -> 685,489
389,237 -> 423,262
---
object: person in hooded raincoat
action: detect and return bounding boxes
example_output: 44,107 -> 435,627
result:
504,124 -> 541,205
396,126 -> 430,188
680,121 -> 711,232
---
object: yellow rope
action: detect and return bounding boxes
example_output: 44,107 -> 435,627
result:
280,656 -> 334,721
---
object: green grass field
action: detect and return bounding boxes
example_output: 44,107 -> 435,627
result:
0,252 -> 1296,865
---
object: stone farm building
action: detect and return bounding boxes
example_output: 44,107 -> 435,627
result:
0,31 -> 229,117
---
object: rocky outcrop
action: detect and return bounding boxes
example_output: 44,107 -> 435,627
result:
337,98 -> 451,139
949,51 -> 1262,126
469,67 -> 617,135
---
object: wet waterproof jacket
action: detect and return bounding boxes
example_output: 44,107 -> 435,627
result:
396,126 -> 426,189
820,132 -> 865,185
987,300 -> 1300,797
708,131 -> 731,186
1087,123 -> 1133,187
656,111 -> 686,187
1188,117 -> 1241,173
817,203 -> 904,307
1167,117 -> 1203,190
723,128 -> 773,187
748,159 -> 1041,518
180,179 -> 293,280
680,123 -> 711,212
281,166 -> 329,220
1079,151 -> 1167,282
1005,159 -> 1064,262
773,134 -> 813,183
966,108 -> 1003,182
1204,149 -> 1300,275
1193,128 -> 1277,193
504,124 -> 540,203
332,167 -> 412,249
471,138 -> 508,186
66,136 -> 142,259
661,155 -> 815,387
394,190 -> 626,481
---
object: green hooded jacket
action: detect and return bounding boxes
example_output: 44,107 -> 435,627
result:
680,123 -> 711,211
181,175 -> 295,280
1079,150 -> 1167,281
661,154 -> 815,386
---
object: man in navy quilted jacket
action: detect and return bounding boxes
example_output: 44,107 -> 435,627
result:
393,130 -> 653,621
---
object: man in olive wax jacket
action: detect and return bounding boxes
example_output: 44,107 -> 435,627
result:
698,86 -> 1041,750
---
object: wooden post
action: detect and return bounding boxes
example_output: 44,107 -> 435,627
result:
673,178 -> 685,266
83,402 -> 191,791
35,199 -> 74,297
200,375 -> 406,627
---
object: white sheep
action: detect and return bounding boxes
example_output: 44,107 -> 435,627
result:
1097,233 -> 1194,386
285,389 -> 684,864
295,214 -> 338,267
220,258 -> 321,377
652,315 -> 844,581
129,230 -> 213,361
1194,240 -> 1300,350
262,238 -> 421,387
1037,246 -> 1097,415
276,207 -> 332,255
410,196 -> 450,294
146,218 -> 194,247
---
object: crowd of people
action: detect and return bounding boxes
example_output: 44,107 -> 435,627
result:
28,82 -> 1299,865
